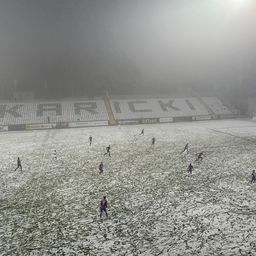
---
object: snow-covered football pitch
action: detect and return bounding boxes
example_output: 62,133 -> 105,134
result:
1,119 -> 256,256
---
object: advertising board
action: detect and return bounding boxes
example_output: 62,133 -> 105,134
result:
68,120 -> 108,128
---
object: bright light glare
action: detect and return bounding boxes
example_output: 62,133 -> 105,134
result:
231,0 -> 250,6
228,0 -> 251,13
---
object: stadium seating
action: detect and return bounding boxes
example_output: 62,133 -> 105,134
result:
0,100 -> 108,125
110,97 -> 209,120
0,97 -> 235,126
201,97 -> 232,115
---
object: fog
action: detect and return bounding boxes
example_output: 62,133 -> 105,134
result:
0,0 -> 255,98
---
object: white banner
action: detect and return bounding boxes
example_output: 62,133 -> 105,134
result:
159,117 -> 174,123
0,126 -> 8,132
26,123 -> 56,130
219,114 -> 237,119
195,115 -> 212,121
118,119 -> 140,125
140,118 -> 159,124
69,120 -> 108,128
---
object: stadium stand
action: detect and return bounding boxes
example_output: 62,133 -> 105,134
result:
110,97 -> 209,120
0,97 -> 237,129
201,97 -> 232,115
0,100 -> 108,125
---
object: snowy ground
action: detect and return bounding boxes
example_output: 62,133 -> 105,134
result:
1,119 -> 256,256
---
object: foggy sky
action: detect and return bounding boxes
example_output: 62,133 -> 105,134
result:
0,0 -> 255,97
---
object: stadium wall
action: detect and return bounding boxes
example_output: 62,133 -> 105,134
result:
0,97 -> 238,131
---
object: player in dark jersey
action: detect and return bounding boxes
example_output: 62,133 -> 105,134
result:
140,128 -> 144,135
89,135 -> 92,146
15,157 -> 22,171
187,163 -> 193,177
99,162 -> 104,174
251,170 -> 256,183
151,137 -> 156,146
104,145 -> 111,157
53,149 -> 57,160
100,196 -> 108,218
196,152 -> 204,162
181,143 -> 189,154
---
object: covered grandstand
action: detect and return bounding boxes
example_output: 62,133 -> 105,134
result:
0,96 -> 238,131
